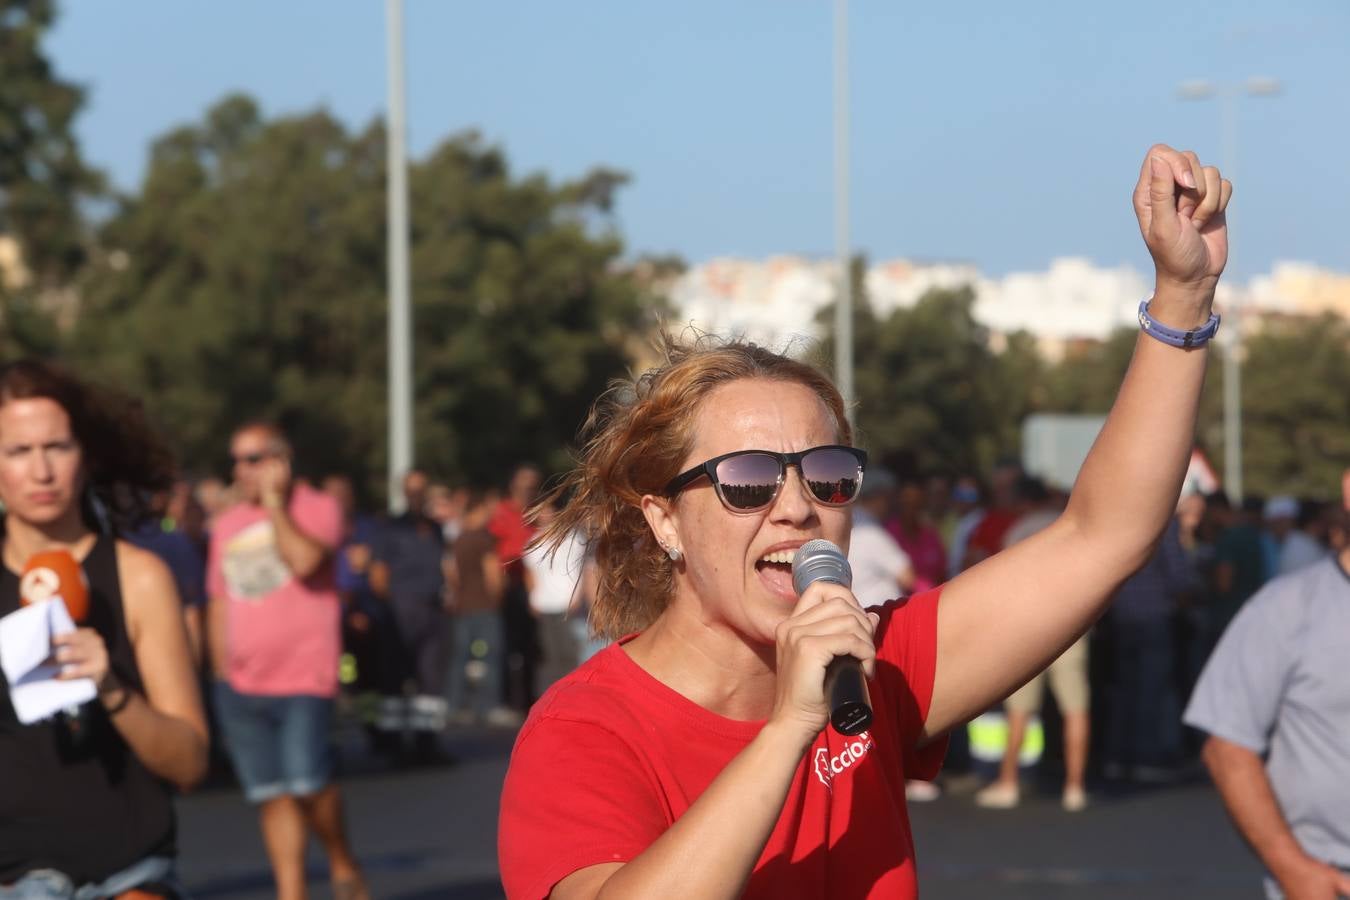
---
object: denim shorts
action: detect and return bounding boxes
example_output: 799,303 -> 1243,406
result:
212,682 -> 335,804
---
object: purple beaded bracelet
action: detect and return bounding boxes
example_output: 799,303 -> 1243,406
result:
1137,299 -> 1221,349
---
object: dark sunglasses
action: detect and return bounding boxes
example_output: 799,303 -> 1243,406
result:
231,451 -> 278,466
664,444 -> 868,513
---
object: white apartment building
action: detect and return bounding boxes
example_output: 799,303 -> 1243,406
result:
665,255 -> 1348,358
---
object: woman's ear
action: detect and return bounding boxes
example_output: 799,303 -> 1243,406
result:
640,494 -> 681,555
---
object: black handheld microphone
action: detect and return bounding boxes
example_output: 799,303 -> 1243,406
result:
791,539 -> 873,736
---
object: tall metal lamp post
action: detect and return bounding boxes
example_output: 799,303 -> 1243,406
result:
1176,76 -> 1281,503
833,0 -> 853,425
386,0 -> 413,513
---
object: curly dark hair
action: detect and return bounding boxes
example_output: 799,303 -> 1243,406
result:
0,359 -> 177,533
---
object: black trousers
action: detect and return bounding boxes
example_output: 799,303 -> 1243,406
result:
501,580 -> 538,710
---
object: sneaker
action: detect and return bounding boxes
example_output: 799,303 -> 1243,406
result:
1062,786 -> 1088,812
974,782 -> 1020,809
905,780 -> 942,802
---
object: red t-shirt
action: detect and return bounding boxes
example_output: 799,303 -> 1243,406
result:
965,508 -> 1019,562
498,588 -> 946,899
489,500 -> 535,578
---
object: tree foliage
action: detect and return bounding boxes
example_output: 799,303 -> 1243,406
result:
4,2 -> 1345,504
818,276 -> 1038,476
1239,314 -> 1350,498
0,0 -> 104,355
71,95 -> 653,496
822,280 -> 1347,499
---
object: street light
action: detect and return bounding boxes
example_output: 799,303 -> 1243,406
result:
833,0 -> 853,426
386,0 -> 413,513
1177,76 -> 1282,504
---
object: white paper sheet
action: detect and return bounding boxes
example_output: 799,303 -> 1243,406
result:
0,597 -> 97,724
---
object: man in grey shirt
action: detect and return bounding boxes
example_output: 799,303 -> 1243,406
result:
1184,470 -> 1350,900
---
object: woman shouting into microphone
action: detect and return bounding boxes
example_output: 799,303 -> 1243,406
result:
0,360 -> 207,899
499,144 -> 1231,900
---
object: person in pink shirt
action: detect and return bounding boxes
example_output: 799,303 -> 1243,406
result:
886,478 -> 948,594
206,421 -> 368,900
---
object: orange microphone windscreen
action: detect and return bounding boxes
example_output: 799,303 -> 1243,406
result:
20,549 -> 90,624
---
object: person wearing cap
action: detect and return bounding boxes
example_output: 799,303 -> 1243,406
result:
1263,495 -> 1330,579
1278,500 -> 1330,577
1261,496 -> 1301,583
845,468 -> 914,609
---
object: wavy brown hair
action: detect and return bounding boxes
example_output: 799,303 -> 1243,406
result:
0,359 -> 176,533
534,334 -> 852,639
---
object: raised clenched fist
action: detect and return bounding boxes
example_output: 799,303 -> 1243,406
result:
1132,144 -> 1232,297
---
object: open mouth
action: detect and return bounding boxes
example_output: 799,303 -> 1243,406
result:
754,548 -> 798,598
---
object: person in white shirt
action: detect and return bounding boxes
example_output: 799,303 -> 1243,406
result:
522,502 -> 595,693
847,469 -> 936,803
847,468 -> 914,608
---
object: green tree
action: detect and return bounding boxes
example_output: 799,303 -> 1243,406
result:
1045,316 -> 1350,503
1041,330 -> 1138,414
820,279 -> 1032,475
0,0 -> 104,355
1240,314 -> 1350,499
988,328 -> 1047,459
73,94 -> 654,497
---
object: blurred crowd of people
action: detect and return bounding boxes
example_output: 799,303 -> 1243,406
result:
325,462 -> 600,763
843,459 -> 1349,811
2,356 -> 1343,899
0,357 -> 601,900
146,461 -> 600,767
161,441 -> 1349,817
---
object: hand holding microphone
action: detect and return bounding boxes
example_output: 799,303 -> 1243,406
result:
20,549 -> 89,623
772,539 -> 877,740
21,549 -> 114,696
793,540 -> 874,736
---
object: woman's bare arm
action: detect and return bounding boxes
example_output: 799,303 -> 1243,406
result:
924,144 -> 1231,736
107,544 -> 209,790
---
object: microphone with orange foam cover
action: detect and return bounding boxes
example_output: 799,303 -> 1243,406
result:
20,549 -> 90,624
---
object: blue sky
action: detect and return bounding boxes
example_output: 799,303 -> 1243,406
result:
49,1 -> 1349,280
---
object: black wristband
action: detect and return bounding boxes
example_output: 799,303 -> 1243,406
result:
103,686 -> 134,716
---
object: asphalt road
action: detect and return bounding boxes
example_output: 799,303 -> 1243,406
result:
177,725 -> 1265,899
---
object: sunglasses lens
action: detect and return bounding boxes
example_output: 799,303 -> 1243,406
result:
714,453 -> 783,510
801,448 -> 864,506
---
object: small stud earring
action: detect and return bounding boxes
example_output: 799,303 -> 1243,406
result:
667,545 -> 683,562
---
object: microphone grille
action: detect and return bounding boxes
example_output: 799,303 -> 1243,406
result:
792,539 -> 852,594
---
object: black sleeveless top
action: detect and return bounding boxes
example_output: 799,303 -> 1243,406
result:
0,535 -> 176,885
